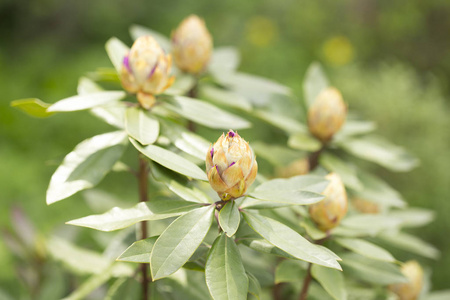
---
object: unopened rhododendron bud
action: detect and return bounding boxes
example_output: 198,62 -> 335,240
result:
308,87 -> 347,142
120,36 -> 175,109
206,130 -> 257,201
172,15 -> 213,74
309,173 -> 347,231
389,260 -> 424,300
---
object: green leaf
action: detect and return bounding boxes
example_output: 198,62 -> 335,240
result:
62,271 -> 113,300
164,96 -> 251,129
160,120 -> 210,160
105,278 -> 140,300
164,179 -> 211,204
205,234 -> 248,300
300,218 -> 327,241
303,62 -> 329,107
150,205 -> 215,280
67,199 -> 200,231
117,236 -> 158,263
240,239 -> 296,259
245,175 -> 327,207
198,84 -> 252,111
288,132 -> 322,152
219,201 -> 240,237
340,253 -> 407,285
251,141 -> 302,167
319,152 -> 363,191
247,272 -> 261,299
105,37 -> 129,73
333,119 -> 376,141
242,212 -> 341,270
254,110 -> 305,134
125,107 -> 159,145
341,214 -> 402,235
388,208 -> 435,228
130,138 -> 207,181
338,135 -> 419,172
91,102 -> 127,129
165,74 -> 196,96
47,91 -> 126,112
378,232 -> 440,259
311,264 -> 347,300
354,170 -> 405,208
275,260 -> 307,284
209,46 -> 241,74
129,24 -> 171,52
10,98 -> 54,118
77,77 -> 103,95
335,238 -> 396,262
47,131 -> 128,204
425,290 -> 450,300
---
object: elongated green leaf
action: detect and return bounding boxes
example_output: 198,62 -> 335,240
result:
303,62 -> 329,107
165,74 -> 196,96
340,253 -> 407,285
199,84 -> 252,111
301,219 -> 327,241
160,120 -> 210,160
209,46 -> 241,74
333,119 -> 376,141
206,234 -> 248,300
62,270 -> 113,300
47,91 -> 126,112
129,24 -> 171,52
320,153 -> 363,191
106,37 -> 129,72
105,277 -> 140,300
425,290 -> 450,300
338,136 -> 419,172
164,179 -> 210,203
67,200 -> 200,231
125,107 -> 159,145
130,139 -> 207,181
288,132 -> 322,152
335,238 -> 396,262
117,236 -> 158,263
47,131 -> 128,204
311,264 -> 347,300
248,190 -> 324,206
91,102 -> 127,129
150,205 -> 215,280
378,232 -> 440,259
164,96 -> 251,129
254,110 -> 305,134
251,141 -> 301,167
77,77 -> 103,95
240,239 -> 295,259
355,170 -> 405,208
275,260 -> 307,284
10,98 -> 54,118
341,215 -> 402,235
388,208 -> 435,228
242,212 -> 341,270
247,272 -> 261,299
219,201 -> 240,237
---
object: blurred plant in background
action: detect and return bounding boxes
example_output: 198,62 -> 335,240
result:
2,1 -> 450,299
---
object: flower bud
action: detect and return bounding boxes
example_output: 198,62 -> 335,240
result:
389,260 -> 424,300
352,197 -> 380,214
120,36 -> 175,109
307,87 -> 347,142
275,158 -> 309,178
206,130 -> 258,201
309,173 -> 348,231
171,15 -> 213,74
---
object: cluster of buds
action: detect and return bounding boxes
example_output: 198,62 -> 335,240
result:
389,260 -> 424,300
172,15 -> 213,74
120,36 -> 175,109
206,130 -> 258,201
309,173 -> 348,232
308,87 -> 347,142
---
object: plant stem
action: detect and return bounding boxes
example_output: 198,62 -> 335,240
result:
138,154 -> 150,300
308,146 -> 324,171
187,79 -> 199,132
298,263 -> 313,300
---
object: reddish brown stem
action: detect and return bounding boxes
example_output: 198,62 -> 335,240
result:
138,154 -> 150,300
187,80 -> 198,132
299,263 -> 313,300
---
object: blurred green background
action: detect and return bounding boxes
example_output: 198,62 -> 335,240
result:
1,0 -> 450,297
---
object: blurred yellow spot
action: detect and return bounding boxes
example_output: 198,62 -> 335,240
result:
245,16 -> 278,47
322,36 -> 354,66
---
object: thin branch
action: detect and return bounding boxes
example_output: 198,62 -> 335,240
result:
138,154 -> 150,300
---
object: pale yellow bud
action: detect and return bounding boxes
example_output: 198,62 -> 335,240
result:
120,36 -> 175,109
308,87 -> 347,142
172,15 -> 213,74
275,158 -> 310,178
352,197 -> 380,214
206,130 -> 257,201
389,260 -> 424,300
309,173 -> 348,231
